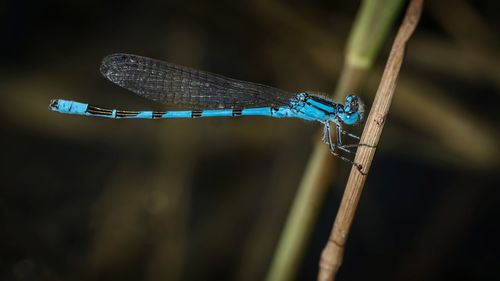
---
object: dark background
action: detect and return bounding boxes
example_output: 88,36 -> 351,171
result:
1,0 -> 499,280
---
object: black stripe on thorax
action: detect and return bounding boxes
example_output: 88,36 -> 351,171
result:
304,100 -> 330,115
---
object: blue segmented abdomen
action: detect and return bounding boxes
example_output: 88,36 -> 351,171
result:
49,99 -> 297,119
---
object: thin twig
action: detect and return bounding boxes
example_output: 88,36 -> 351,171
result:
264,1 -> 404,280
317,1 -> 423,280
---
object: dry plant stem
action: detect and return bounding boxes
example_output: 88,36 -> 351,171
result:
266,1 -> 404,280
317,1 -> 423,280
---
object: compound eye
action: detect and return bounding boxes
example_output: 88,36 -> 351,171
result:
349,98 -> 359,112
345,96 -> 356,110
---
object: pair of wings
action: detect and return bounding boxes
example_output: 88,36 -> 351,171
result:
100,53 -> 301,109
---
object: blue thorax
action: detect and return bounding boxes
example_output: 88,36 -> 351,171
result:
273,93 -> 364,125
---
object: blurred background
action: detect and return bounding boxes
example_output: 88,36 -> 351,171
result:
1,0 -> 499,280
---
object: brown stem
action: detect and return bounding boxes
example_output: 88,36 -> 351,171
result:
317,0 -> 423,280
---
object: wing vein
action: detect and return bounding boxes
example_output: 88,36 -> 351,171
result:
100,53 -> 296,109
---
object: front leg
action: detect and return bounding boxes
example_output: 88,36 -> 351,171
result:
322,122 -> 335,151
322,123 -> 366,174
334,122 -> 357,154
334,121 -> 376,151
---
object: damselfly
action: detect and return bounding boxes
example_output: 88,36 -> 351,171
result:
49,54 -> 367,170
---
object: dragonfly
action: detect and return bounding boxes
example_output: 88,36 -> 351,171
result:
49,53 -> 367,170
